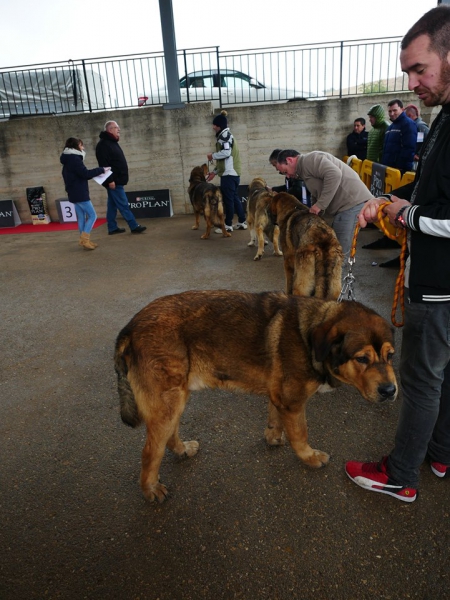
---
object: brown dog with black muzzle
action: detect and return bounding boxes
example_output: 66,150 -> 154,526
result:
115,290 -> 397,502
188,164 -> 230,239
270,192 -> 344,299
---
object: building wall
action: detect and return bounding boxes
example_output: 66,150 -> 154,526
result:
0,93 -> 431,223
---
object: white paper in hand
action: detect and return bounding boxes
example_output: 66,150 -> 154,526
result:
93,170 -> 113,185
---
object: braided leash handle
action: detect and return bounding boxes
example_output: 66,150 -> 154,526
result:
376,202 -> 408,328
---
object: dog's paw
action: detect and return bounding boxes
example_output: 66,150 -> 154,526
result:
264,426 -> 285,446
223,232 -> 232,238
183,440 -> 199,457
191,225 -> 199,230
200,233 -> 210,239
273,250 -> 283,256
253,253 -> 264,261
248,240 -> 255,246
142,481 -> 170,503
303,449 -> 330,468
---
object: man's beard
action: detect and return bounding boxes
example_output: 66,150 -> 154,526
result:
420,60 -> 450,106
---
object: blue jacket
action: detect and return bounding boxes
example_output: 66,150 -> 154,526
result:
60,151 -> 104,203
381,112 -> 417,173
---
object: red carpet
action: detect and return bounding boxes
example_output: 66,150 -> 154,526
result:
0,219 -> 107,235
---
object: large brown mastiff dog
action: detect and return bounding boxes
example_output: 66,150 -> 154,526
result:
270,192 -> 344,299
115,290 -> 397,502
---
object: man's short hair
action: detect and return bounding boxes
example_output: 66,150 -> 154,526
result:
354,118 -> 366,126
388,99 -> 403,108
269,149 -> 282,162
104,121 -> 116,131
277,149 -> 300,164
402,6 -> 450,59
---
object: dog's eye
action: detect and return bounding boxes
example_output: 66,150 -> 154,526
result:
355,356 -> 369,364
387,352 -> 394,361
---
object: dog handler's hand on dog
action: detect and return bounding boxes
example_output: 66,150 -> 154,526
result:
309,204 -> 322,215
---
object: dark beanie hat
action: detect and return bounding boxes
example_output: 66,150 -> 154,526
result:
213,111 -> 227,130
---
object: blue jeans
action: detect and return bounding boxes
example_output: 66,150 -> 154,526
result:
220,175 -> 246,227
75,201 -> 97,234
387,298 -> 450,487
332,202 -> 366,257
106,185 -> 138,232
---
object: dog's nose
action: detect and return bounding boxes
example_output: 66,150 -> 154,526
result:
378,383 -> 397,401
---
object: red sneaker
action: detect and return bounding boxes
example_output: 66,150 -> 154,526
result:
430,461 -> 450,478
345,457 -> 417,503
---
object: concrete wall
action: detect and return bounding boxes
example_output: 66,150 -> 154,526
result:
0,93 -> 433,223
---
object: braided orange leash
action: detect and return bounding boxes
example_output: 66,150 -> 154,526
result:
375,202 -> 408,327
343,203 -> 407,327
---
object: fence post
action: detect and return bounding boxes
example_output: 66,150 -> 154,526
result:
81,60 -> 93,112
215,46 -> 222,110
182,50 -> 189,103
339,41 -> 344,99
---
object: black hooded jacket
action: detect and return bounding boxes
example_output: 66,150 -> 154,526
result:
95,131 -> 129,187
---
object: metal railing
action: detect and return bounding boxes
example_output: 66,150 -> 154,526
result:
0,36 -> 407,118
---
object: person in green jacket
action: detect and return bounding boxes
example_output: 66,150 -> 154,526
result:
366,104 -> 390,163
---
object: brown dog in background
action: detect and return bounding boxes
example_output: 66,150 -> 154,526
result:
270,192 -> 344,299
115,290 -> 397,502
188,164 -> 230,239
246,177 -> 283,261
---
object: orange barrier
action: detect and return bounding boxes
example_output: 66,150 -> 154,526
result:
400,171 -> 416,187
343,155 -> 363,175
384,167 -> 402,193
360,159 -> 373,189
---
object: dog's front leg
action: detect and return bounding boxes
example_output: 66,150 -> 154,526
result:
192,212 -> 200,230
277,404 -> 329,468
264,400 -> 285,446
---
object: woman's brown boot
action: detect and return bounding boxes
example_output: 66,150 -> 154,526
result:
80,232 -> 97,250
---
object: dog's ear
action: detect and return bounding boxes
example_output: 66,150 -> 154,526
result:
311,321 -> 344,362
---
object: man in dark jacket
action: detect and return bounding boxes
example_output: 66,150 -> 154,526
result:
381,99 -> 417,173
346,5 -> 450,503
95,121 -> 146,235
346,118 -> 368,160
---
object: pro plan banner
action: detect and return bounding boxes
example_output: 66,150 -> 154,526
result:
370,163 -> 387,198
26,186 -> 51,224
126,189 -> 173,219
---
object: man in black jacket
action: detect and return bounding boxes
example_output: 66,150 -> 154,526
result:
96,121 -> 146,235
346,118 -> 368,160
346,5 -> 450,502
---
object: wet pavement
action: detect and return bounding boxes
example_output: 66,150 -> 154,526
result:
1,216 -> 449,600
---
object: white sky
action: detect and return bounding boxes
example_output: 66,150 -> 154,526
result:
0,0 -> 438,68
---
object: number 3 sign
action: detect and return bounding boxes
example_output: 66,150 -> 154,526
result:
56,199 -> 78,223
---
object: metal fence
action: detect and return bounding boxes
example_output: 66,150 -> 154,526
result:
0,36 -> 408,118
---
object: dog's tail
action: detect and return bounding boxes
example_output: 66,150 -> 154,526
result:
114,329 -> 142,428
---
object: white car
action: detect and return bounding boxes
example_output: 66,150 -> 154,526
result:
138,69 -> 314,108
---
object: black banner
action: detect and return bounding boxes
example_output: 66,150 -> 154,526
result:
126,189 -> 173,219
370,163 -> 387,197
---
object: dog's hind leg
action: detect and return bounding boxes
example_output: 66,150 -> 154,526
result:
272,225 -> 283,256
140,387 -> 197,503
254,224 -> 266,260
264,400 -> 285,446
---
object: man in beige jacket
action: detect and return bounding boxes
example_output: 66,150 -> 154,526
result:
276,149 -> 373,256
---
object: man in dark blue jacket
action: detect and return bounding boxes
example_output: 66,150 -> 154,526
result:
346,118 -> 368,160
381,99 -> 417,173
96,121 -> 146,235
